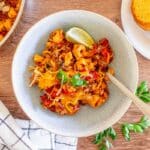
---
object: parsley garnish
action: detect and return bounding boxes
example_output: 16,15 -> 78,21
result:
93,127 -> 117,150
122,116 -> 150,141
57,70 -> 87,87
70,73 -> 87,87
135,81 -> 150,102
57,70 -> 68,83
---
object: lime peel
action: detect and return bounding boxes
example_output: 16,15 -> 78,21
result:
66,27 -> 95,48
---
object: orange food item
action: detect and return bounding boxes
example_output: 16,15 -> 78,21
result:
131,0 -> 150,30
29,29 -> 114,115
0,0 -> 21,41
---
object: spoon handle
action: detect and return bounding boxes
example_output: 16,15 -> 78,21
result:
107,73 -> 150,118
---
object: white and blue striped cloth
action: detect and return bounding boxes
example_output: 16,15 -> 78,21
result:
0,101 -> 77,150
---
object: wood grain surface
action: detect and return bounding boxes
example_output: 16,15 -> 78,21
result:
0,0 -> 150,149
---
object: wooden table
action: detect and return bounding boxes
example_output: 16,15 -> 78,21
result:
0,0 -> 150,149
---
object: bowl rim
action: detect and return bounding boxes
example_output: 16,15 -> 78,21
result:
0,0 -> 25,47
12,10 -> 139,137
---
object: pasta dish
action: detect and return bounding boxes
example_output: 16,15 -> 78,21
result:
29,29 -> 114,115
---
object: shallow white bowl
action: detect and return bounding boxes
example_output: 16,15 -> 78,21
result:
0,0 -> 25,47
12,10 -> 138,137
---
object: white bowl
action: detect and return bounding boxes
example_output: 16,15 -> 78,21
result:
0,0 -> 25,47
12,10 -> 138,137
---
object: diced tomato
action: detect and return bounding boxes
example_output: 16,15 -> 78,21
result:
91,49 -> 98,55
85,76 -> 92,81
45,87 -> 53,93
40,94 -> 47,101
100,38 -> 109,47
51,87 -> 60,98
90,39 -> 109,56
45,85 -> 60,98
43,99 -> 51,107
51,90 -> 57,98
91,71 -> 100,79
62,88 -> 69,94
101,48 -> 110,63
85,71 -> 99,81
49,105 -> 56,112
101,48 -> 108,57
40,94 -> 52,107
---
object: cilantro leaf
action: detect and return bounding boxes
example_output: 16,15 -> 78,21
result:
136,81 -> 150,102
138,116 -> 150,129
136,81 -> 149,94
122,116 -> 150,141
138,92 -> 150,103
93,127 -> 116,150
132,124 -> 143,133
70,74 -> 87,87
107,127 -> 117,140
122,124 -> 130,141
94,132 -> 105,144
100,144 -> 107,150
121,81 -> 150,141
105,140 -> 112,149
57,70 -> 68,83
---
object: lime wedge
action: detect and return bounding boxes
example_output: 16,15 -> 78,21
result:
66,27 -> 94,49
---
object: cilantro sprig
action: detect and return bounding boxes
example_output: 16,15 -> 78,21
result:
122,116 -> 150,141
70,74 -> 87,87
136,81 -> 150,102
57,70 -> 87,87
93,127 -> 117,150
93,81 -> 150,150
57,69 -> 68,83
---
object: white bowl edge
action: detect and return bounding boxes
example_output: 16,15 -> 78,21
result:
12,10 -> 139,137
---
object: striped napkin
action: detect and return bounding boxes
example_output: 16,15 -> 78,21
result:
0,101 -> 77,150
